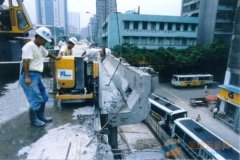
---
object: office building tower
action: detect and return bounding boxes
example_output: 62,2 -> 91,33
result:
35,0 -> 68,35
181,0 -> 237,45
88,15 -> 97,43
218,0 -> 240,132
96,0 -> 117,45
68,12 -> 80,35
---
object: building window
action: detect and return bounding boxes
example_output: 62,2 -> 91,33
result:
143,22 -> 147,30
168,23 -> 172,31
133,37 -> 138,45
150,37 -> 155,44
176,23 -> 181,31
189,3 -> 199,11
123,36 -> 129,43
158,38 -> 163,46
170,38 -> 175,46
192,13 -> 199,17
188,38 -> 195,45
124,21 -> 130,30
159,22 -> 164,30
151,22 -> 156,30
229,73 -> 239,86
183,24 -> 188,31
175,38 -> 181,46
165,38 -> 170,45
225,103 -> 236,119
142,37 -> 147,44
191,24 -> 196,31
182,38 -> 187,45
133,21 -> 138,30
215,23 -> 233,31
219,0 -> 236,6
217,11 -> 234,20
183,6 -> 189,12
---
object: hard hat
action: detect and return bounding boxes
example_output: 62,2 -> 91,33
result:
105,48 -> 111,55
36,27 -> 52,42
69,37 -> 77,45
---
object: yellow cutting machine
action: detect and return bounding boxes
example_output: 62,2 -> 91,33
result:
55,56 -> 99,105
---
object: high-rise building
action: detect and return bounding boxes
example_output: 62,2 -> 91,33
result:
217,0 -> 240,132
80,27 -> 89,39
88,15 -> 97,43
96,0 -> 117,45
35,0 -> 68,35
181,0 -> 237,45
68,12 -> 80,35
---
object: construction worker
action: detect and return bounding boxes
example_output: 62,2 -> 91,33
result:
81,47 -> 107,62
83,48 -> 101,61
58,37 -> 77,56
101,47 -> 111,62
58,36 -> 67,49
20,27 -> 61,127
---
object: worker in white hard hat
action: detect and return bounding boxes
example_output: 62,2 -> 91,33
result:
81,46 -> 110,62
19,26 -> 61,127
58,37 -> 77,56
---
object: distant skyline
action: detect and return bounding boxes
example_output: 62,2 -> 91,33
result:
23,0 -> 182,28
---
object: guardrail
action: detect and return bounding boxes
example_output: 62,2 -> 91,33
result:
99,55 -> 151,127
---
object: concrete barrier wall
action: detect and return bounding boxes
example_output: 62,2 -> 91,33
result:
99,55 -> 151,127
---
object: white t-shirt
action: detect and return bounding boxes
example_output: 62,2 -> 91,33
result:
58,40 -> 67,48
22,41 -> 49,72
59,45 -> 72,56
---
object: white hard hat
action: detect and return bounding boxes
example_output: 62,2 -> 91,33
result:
69,37 -> 77,45
36,27 -> 52,42
105,48 -> 111,55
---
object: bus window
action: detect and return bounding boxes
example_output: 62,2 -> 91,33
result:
171,112 -> 187,124
184,133 -> 200,155
175,125 -> 185,139
151,104 -> 166,118
186,77 -> 193,81
179,77 -> 185,81
172,76 -> 178,81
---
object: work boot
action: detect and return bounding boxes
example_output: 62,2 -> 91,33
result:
37,104 -> 53,123
29,109 -> 45,127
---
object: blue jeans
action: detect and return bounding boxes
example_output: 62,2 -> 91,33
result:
20,72 -> 48,111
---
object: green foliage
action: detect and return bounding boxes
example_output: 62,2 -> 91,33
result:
112,41 -> 229,82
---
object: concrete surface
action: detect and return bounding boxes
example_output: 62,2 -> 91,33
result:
0,80 -> 114,160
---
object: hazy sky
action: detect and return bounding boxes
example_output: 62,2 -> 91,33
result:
23,0 -> 182,28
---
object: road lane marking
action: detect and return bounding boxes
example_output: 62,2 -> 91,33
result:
160,88 -> 185,104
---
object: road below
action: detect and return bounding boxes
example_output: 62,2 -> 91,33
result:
154,83 -> 240,150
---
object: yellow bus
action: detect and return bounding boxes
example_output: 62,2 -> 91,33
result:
171,74 -> 213,87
